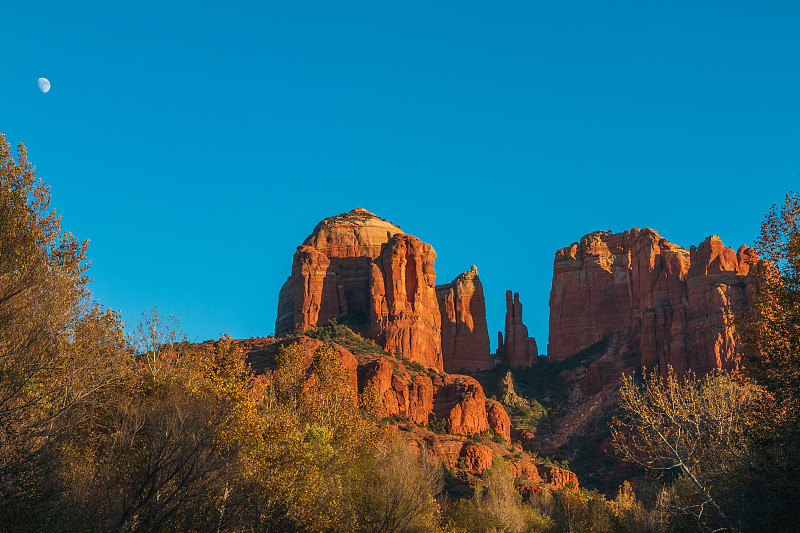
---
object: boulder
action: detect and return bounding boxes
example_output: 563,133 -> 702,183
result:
361,356 -> 434,425
485,399 -> 512,442
460,443 -> 495,474
432,373 -> 491,436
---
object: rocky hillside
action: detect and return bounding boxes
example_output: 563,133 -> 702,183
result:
212,330 -> 578,497
275,208 -> 542,373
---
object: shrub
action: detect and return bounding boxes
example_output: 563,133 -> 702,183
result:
428,416 -> 447,435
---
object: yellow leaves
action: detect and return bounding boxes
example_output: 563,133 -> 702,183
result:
611,481 -> 637,519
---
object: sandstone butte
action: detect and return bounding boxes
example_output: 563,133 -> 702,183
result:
275,208 -> 442,370
435,266 -> 492,373
548,228 -> 758,390
497,290 -> 538,368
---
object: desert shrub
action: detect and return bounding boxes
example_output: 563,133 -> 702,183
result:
304,321 -> 390,359
401,357 -> 426,373
428,416 -> 447,435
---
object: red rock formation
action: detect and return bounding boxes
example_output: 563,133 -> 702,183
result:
275,208 -> 402,335
276,209 -> 442,370
498,291 -> 538,367
511,428 -> 537,451
436,266 -> 492,372
506,459 -> 544,483
432,373 -> 490,436
239,337 -> 577,493
361,356 -> 434,425
370,234 -> 442,370
536,465 -> 579,489
486,400 -> 512,443
360,356 -> 514,438
240,336 -> 359,394
460,443 -> 495,473
548,229 -> 757,380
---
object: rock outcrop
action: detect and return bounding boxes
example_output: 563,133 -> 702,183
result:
548,229 -> 757,380
232,335 -> 572,496
370,234 -> 442,370
275,208 -> 402,335
407,432 -> 577,492
436,266 -> 492,372
361,356 -> 510,439
498,291 -> 538,367
275,209 -> 442,370
241,336 -> 360,394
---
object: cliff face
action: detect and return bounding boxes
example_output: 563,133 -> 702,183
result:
436,266 -> 492,372
548,229 -> 756,380
370,234 -> 442,370
275,208 -> 403,336
276,209 -> 442,370
498,291 -> 538,368
362,355 -> 510,441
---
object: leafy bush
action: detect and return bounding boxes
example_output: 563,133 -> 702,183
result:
401,357 -> 425,373
428,416 -> 447,435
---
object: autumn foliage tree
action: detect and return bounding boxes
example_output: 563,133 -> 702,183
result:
734,191 -> 800,530
0,132 -> 132,523
611,367 -> 756,531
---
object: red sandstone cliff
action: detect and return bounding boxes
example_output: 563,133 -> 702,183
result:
436,266 -> 492,372
275,208 -> 402,335
498,291 -> 538,368
275,209 -> 442,370
362,355 -> 510,441
370,235 -> 442,370
548,229 -> 756,380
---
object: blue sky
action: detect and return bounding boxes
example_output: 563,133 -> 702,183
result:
2,1 -> 798,350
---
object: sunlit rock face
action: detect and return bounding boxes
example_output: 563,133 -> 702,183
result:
369,234 -> 442,370
436,266 -> 492,373
497,290 -> 538,368
275,208 -> 403,336
361,355 -> 510,440
275,208 -> 442,370
548,228 -> 757,386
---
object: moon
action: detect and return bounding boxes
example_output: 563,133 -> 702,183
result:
38,78 -> 50,93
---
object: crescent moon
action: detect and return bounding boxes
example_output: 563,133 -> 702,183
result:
38,78 -> 50,93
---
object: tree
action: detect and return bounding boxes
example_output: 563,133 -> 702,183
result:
353,440 -> 443,533
611,366 -> 755,531
132,305 -> 185,376
742,191 -> 800,421
0,132 -> 107,520
734,191 -> 800,530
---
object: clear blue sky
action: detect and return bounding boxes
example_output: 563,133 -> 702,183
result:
2,1 -> 798,350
